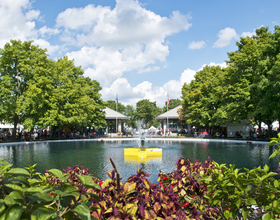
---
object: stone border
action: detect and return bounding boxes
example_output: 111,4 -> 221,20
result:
0,137 -> 269,146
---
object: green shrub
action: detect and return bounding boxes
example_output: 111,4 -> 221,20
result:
0,159 -> 99,220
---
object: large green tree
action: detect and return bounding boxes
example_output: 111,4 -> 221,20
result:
181,26 -> 280,137
0,40 -> 50,138
226,26 -> 280,136
181,65 -> 228,126
0,40 -> 106,137
134,99 -> 160,128
123,105 -> 136,128
40,56 -> 106,130
105,100 -> 126,114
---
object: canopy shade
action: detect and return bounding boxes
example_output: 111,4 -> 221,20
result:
155,105 -> 182,120
104,107 -> 130,120
0,123 -> 14,129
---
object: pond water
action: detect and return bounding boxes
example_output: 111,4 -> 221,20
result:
0,139 -> 278,183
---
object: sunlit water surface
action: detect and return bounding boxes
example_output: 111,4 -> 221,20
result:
0,139 -> 278,183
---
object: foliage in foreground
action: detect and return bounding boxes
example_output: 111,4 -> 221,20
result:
159,156 -> 280,220
0,159 -> 100,220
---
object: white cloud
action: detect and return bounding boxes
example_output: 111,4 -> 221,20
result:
213,27 -> 238,48
138,66 -> 160,73
71,42 -> 169,86
39,26 -> 60,37
25,9 -> 40,20
56,4 -> 112,32
198,61 -> 227,71
0,0 -> 39,47
58,0 -> 191,86
56,1 -> 191,47
188,41 -> 206,50
241,31 -> 255,38
101,62 -> 226,107
32,39 -> 60,55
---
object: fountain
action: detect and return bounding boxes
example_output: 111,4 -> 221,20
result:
124,121 -> 162,162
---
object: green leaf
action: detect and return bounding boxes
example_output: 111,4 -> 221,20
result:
264,164 -> 269,173
241,208 -> 249,219
213,200 -> 220,205
4,204 -> 22,220
0,159 -> 10,166
48,169 -> 62,178
223,210 -> 231,219
0,200 -> 6,217
60,196 -> 74,208
73,203 -> 91,220
203,176 -> 212,182
77,175 -> 100,189
274,179 -> 279,188
0,213 -> 5,220
262,213 -> 271,220
6,168 -> 29,176
269,151 -> 278,159
63,185 -> 79,193
245,198 -> 256,206
234,168 -> 239,178
236,199 -> 242,208
31,193 -> 53,203
260,172 -> 277,181
4,184 -> 23,192
268,140 -> 278,146
4,191 -> 23,206
31,207 -> 56,220
23,187 -> 43,193
0,164 -> 13,174
226,183 -> 235,186
273,200 -> 278,208
213,190 -> 222,198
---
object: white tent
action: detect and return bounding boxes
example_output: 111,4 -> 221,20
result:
254,121 -> 279,130
0,123 -> 24,130
0,123 -> 14,129
149,126 -> 156,131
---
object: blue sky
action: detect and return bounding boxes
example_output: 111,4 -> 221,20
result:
1,0 -> 279,107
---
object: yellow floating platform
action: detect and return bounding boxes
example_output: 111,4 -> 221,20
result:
124,155 -> 162,163
124,148 -> 162,159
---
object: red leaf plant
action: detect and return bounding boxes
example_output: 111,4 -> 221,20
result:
90,167 -> 188,219
158,157 -> 220,219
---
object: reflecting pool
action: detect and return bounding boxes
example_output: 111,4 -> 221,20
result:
0,139 -> 278,183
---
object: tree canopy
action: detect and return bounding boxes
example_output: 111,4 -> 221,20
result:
0,40 -> 106,137
180,26 -> 280,137
105,100 -> 126,114
226,26 -> 280,135
0,40 -> 50,137
161,98 -> 182,113
181,65 -> 227,126
134,99 -> 160,128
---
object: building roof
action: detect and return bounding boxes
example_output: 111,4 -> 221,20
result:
104,107 -> 130,120
155,105 -> 182,120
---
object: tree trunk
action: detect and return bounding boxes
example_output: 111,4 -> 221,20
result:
257,121 -> 262,133
266,121 -> 272,138
13,114 -> 19,141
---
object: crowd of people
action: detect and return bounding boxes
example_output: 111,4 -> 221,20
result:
0,128 -> 101,142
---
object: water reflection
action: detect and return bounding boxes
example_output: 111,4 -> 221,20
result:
0,140 -> 278,183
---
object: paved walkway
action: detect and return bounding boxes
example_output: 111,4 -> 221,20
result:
0,136 -> 269,146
